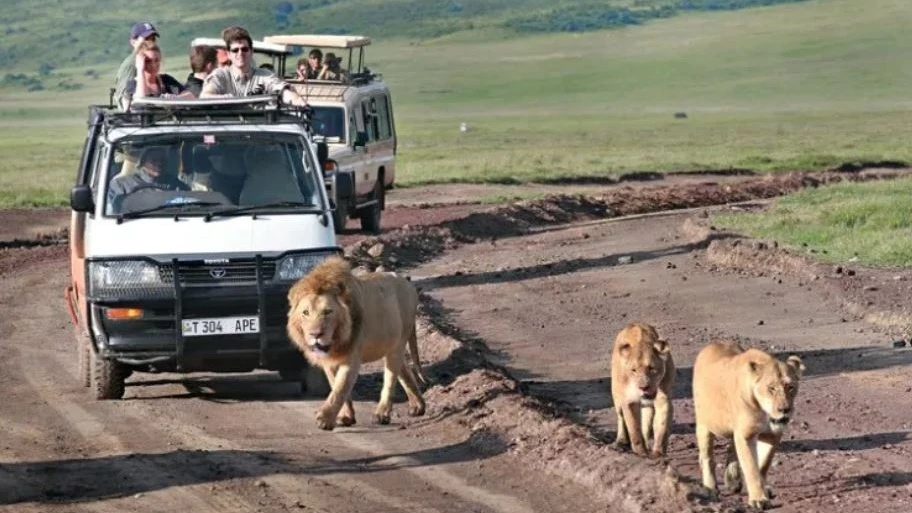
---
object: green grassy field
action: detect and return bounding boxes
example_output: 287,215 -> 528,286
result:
0,0 -> 910,206
713,177 -> 912,267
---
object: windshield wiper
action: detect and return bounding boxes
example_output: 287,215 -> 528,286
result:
205,201 -> 318,221
116,201 -> 223,223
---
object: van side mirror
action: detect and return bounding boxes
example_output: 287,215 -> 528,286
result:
70,185 -> 95,213
316,142 -> 328,169
354,132 -> 368,148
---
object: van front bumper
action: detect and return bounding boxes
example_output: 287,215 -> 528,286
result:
89,284 -> 302,373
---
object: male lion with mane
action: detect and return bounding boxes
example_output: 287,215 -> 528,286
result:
610,322 -> 675,458
692,341 -> 805,510
287,256 -> 426,431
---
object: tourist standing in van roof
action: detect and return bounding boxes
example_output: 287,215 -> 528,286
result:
200,25 -> 308,106
185,45 -> 218,97
114,21 -> 159,104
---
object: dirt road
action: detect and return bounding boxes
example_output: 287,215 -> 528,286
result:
412,208 -> 912,512
2,170 -> 910,512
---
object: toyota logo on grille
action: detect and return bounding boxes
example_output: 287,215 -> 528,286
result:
209,268 -> 228,279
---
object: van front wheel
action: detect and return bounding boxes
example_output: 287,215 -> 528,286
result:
332,199 -> 349,234
360,180 -> 383,234
91,350 -> 126,400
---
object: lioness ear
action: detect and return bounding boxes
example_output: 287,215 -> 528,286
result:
654,339 -> 670,354
748,361 -> 760,375
786,355 -> 806,377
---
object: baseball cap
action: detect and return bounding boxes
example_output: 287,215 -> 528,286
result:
130,21 -> 158,41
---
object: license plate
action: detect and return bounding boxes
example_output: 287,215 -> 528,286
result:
181,316 -> 259,337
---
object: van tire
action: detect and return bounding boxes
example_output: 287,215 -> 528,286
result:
76,331 -> 91,388
360,179 -> 383,234
91,350 -> 126,400
332,199 -> 349,234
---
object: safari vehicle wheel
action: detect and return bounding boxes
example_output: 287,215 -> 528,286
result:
332,199 -> 349,234
90,349 -> 126,400
76,331 -> 91,388
360,179 -> 383,235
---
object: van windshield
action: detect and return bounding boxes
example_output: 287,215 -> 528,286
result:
104,133 -> 324,217
310,106 -> 345,143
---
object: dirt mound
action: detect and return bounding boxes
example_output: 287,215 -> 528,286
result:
701,227 -> 912,336
346,169 -> 907,270
0,245 -> 68,277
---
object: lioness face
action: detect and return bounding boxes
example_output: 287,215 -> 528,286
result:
290,292 -> 345,358
750,356 -> 804,433
620,339 -> 669,404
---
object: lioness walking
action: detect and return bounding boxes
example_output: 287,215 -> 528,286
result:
610,322 -> 675,458
692,341 -> 805,510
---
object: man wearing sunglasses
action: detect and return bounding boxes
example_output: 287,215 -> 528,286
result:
200,25 -> 307,106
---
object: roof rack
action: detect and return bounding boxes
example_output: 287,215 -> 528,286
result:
263,35 -> 371,49
93,95 -> 313,132
190,37 -> 292,56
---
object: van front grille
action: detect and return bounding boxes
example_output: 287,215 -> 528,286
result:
159,260 -> 276,284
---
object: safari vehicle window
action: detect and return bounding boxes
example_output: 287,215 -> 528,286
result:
103,134 -> 324,217
360,101 -> 376,142
310,106 -> 345,142
375,95 -> 392,140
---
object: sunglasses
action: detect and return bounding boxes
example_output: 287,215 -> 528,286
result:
144,58 -> 161,64
229,46 -> 251,54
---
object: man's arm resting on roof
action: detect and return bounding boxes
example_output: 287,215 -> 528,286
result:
199,71 -> 232,98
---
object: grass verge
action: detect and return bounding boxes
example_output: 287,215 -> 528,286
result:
712,177 -> 912,267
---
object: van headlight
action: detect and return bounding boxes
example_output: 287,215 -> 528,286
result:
88,260 -> 171,298
276,252 -> 334,281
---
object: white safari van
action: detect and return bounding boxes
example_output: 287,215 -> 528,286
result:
65,96 -> 347,399
264,34 -> 397,234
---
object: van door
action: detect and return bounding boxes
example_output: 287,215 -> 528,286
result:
354,98 -> 377,197
69,127 -> 105,328
371,93 -> 395,189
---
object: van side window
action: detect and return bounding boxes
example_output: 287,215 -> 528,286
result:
375,95 -> 392,140
89,141 -> 107,193
349,113 -> 358,145
361,100 -> 376,142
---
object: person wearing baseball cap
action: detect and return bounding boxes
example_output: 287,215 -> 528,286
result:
113,21 -> 160,107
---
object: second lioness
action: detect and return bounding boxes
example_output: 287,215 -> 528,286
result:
610,322 -> 675,458
693,341 -> 805,510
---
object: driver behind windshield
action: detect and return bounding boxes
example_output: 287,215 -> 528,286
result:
108,146 -> 190,211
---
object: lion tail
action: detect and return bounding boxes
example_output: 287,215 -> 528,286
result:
407,325 -> 428,387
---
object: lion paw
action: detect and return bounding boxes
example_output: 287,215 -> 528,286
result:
408,403 -> 426,417
374,413 -> 391,425
748,498 -> 771,510
631,443 -> 648,457
648,449 -> 666,459
338,414 -> 356,427
700,486 -> 719,502
315,408 -> 336,431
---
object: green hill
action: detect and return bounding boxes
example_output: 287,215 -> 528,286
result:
0,0 -> 910,206
0,0 -> 811,72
